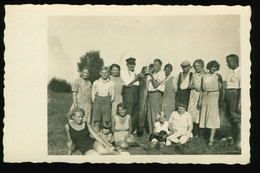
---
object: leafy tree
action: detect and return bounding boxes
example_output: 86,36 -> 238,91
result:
77,50 -> 104,83
48,78 -> 71,93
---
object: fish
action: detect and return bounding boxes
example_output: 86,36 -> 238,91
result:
137,66 -> 149,136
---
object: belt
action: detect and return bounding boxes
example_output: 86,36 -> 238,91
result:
226,88 -> 239,90
149,90 -> 163,94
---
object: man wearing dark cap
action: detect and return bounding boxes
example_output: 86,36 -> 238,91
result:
120,57 -> 143,134
175,60 -> 193,110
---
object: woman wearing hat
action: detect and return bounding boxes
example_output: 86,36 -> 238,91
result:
175,60 -> 193,110
65,108 -> 119,155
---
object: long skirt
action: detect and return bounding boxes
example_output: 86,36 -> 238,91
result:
199,91 -> 220,129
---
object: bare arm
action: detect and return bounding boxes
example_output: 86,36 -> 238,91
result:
64,124 -> 74,155
149,74 -> 161,89
87,122 -> 109,147
111,116 -> 115,135
72,92 -> 78,108
127,73 -> 143,87
188,75 -> 195,90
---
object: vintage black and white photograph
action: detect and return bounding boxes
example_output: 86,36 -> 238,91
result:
3,5 -> 251,163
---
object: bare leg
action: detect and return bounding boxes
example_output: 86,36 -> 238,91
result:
85,149 -> 100,155
93,141 -> 120,155
93,121 -> 100,133
209,128 -> 216,145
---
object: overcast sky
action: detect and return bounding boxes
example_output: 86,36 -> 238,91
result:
48,15 -> 240,83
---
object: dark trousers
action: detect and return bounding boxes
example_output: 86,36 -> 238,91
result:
92,95 -> 111,124
175,88 -> 190,110
225,89 -> 241,144
122,85 -> 140,132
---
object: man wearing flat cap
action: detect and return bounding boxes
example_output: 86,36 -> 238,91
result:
120,57 -> 143,133
175,60 -> 193,110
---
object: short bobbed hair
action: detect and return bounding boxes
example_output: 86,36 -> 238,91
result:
206,60 -> 220,71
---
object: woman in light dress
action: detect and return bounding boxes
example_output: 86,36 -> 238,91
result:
198,60 -> 223,146
187,59 -> 205,137
70,67 -> 92,123
109,64 -> 123,118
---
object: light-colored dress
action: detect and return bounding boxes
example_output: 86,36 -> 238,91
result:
70,78 -> 92,122
162,76 -> 177,120
199,73 -> 220,129
110,75 -> 123,117
188,73 -> 203,123
113,114 -> 131,142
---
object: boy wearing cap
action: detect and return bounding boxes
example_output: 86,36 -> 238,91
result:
175,60 -> 192,110
120,57 -> 143,133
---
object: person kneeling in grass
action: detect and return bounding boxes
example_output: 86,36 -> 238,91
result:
64,108 -> 119,155
167,103 -> 193,145
111,103 -> 141,150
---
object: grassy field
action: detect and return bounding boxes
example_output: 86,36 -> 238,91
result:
48,91 -> 240,155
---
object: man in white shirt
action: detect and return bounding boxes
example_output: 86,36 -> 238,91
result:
146,59 -> 165,135
120,57 -> 143,134
225,54 -> 241,150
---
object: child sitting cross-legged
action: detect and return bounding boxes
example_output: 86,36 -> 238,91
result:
167,103 -> 193,145
98,121 -> 114,146
149,112 -> 171,148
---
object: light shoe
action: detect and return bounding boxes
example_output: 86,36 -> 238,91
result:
166,140 -> 171,146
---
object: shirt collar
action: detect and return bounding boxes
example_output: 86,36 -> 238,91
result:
99,77 -> 110,83
232,66 -> 240,73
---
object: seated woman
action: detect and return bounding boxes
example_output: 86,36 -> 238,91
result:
111,103 -> 140,150
167,103 -> 193,145
64,108 -> 119,155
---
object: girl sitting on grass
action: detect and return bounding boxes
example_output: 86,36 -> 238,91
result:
111,103 -> 140,150
64,108 -> 120,155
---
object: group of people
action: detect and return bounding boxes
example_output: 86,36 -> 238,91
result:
64,54 -> 241,155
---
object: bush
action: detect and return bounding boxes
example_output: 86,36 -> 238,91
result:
48,78 -> 71,93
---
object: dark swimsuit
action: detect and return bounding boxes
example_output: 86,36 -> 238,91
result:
69,122 -> 95,154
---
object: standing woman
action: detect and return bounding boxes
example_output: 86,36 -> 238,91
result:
187,59 -> 205,137
161,63 -> 177,120
198,60 -> 223,146
109,64 -> 123,117
70,67 -> 92,123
